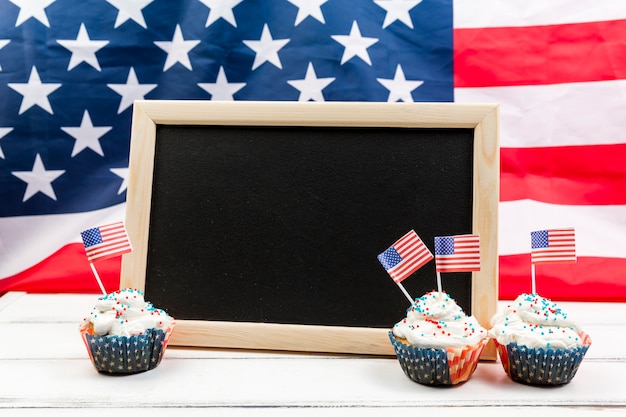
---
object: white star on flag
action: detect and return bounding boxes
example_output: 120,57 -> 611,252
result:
110,168 -> 129,195
376,64 -> 423,102
154,24 -> 201,71
57,23 -> 109,71
9,0 -> 55,27
243,24 -> 290,70
331,21 -> 379,65
198,0 -> 244,28
107,67 -> 158,114
374,0 -> 423,29
61,110 -> 113,157
7,66 -> 62,115
198,66 -> 246,101
11,154 -> 65,202
0,40 -> 9,71
287,62 -> 335,101
0,128 -> 13,159
106,0 -> 154,29
286,0 -> 328,25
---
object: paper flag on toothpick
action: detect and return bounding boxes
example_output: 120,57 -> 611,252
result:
81,222 -> 133,263
530,227 -> 576,294
378,229 -> 433,303
434,234 -> 480,293
80,222 -> 133,294
434,234 -> 480,273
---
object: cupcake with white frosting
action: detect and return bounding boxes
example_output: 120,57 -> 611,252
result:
489,293 -> 591,385
79,288 -> 175,374
389,291 -> 488,385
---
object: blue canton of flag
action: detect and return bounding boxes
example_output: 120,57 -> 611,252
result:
0,0 -> 452,293
378,248 -> 402,271
436,237 -> 455,254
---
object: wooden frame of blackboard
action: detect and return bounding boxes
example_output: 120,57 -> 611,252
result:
121,100 -> 499,358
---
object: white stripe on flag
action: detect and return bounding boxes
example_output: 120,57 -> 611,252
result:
0,204 -> 125,278
500,200 -> 626,258
454,0 -> 626,28
456,80 -> 626,148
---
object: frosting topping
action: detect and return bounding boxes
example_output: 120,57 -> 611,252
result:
489,293 -> 583,349
80,288 -> 174,337
392,291 -> 487,348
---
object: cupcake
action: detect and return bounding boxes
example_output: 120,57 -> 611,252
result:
489,293 -> 591,385
389,291 -> 488,386
79,288 -> 175,374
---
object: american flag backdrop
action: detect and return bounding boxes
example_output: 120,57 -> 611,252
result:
1,0 -> 625,301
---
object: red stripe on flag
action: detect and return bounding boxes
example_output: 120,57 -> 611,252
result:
500,254 -> 626,302
454,19 -> 626,87
0,243 -> 121,294
500,144 -> 626,205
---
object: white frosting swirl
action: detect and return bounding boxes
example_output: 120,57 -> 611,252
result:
392,291 -> 487,348
489,293 -> 583,349
81,288 -> 174,337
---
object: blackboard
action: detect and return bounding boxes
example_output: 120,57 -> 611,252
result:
121,101 -> 499,357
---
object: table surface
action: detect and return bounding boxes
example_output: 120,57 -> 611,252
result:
1,292 -> 625,416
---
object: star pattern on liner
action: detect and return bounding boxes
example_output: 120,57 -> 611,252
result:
286,0 -> 328,26
61,110 -> 113,157
106,0 -> 155,29
107,67 -> 158,114
243,24 -> 290,70
198,66 -> 246,101
377,64 -> 423,102
331,21 -> 379,65
7,66 -> 62,115
374,0 -> 423,29
11,154 -> 65,202
287,62 -> 335,101
198,0 -> 244,28
57,23 -> 110,71
154,24 -> 201,71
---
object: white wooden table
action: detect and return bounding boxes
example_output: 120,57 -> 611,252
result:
1,292 -> 624,416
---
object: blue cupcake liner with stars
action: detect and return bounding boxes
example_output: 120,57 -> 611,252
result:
497,340 -> 590,385
82,328 -> 172,374
389,331 -> 453,386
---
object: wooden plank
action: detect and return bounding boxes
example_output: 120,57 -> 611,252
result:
0,359 -> 622,409
0,294 -> 623,414
0,291 -> 25,312
0,292 -> 97,323
1,321 -> 621,360
4,407 -> 626,417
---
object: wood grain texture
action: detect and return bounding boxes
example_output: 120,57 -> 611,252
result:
0,294 -> 623,414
